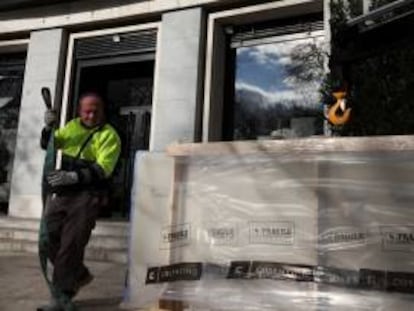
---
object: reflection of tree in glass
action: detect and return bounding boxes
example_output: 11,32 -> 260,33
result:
284,41 -> 325,84
282,40 -> 326,112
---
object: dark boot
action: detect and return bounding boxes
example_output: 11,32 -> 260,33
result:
72,270 -> 94,297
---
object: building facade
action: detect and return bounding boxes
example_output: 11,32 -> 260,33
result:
1,0 -> 330,220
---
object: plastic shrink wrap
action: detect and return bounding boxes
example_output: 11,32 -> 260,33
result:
122,137 -> 414,311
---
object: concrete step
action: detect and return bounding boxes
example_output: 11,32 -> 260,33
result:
0,216 -> 39,230
0,216 -> 129,263
0,238 -> 38,253
0,217 -> 129,237
0,238 -> 128,263
0,227 -> 129,249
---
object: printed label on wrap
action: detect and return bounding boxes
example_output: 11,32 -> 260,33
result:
381,225 -> 414,252
249,221 -> 294,245
160,223 -> 191,249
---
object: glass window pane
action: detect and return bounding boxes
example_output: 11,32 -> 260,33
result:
232,32 -> 325,140
0,52 -> 26,212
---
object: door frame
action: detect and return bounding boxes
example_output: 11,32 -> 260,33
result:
72,56 -> 156,219
60,22 -> 160,218
60,22 -> 161,138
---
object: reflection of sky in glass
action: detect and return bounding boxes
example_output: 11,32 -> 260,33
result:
235,35 -> 324,108
237,48 -> 287,91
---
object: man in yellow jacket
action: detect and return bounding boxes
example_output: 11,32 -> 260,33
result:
40,93 -> 121,310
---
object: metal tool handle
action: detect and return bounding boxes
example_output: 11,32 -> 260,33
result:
41,87 -> 53,110
41,87 -> 62,173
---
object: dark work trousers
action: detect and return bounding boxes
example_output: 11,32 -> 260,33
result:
45,190 -> 104,294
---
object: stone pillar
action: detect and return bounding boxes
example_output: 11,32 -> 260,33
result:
8,29 -> 67,218
150,7 -> 206,151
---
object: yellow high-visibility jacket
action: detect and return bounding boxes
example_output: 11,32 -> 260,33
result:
54,118 -> 121,177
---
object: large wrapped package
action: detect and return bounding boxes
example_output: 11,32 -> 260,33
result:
318,151 -> 414,310
123,137 -> 414,311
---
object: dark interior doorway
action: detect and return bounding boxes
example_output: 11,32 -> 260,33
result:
71,55 -> 155,219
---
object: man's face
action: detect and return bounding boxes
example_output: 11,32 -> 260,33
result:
79,95 -> 104,128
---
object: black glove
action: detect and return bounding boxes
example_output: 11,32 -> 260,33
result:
47,170 -> 79,187
44,109 -> 57,129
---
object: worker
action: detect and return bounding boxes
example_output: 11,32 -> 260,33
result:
39,92 -> 121,310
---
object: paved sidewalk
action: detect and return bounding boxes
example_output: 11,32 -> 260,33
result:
0,252 -> 127,311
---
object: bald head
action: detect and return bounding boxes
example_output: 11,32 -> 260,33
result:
78,93 -> 105,128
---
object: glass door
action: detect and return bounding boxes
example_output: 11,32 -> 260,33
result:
71,55 -> 155,219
